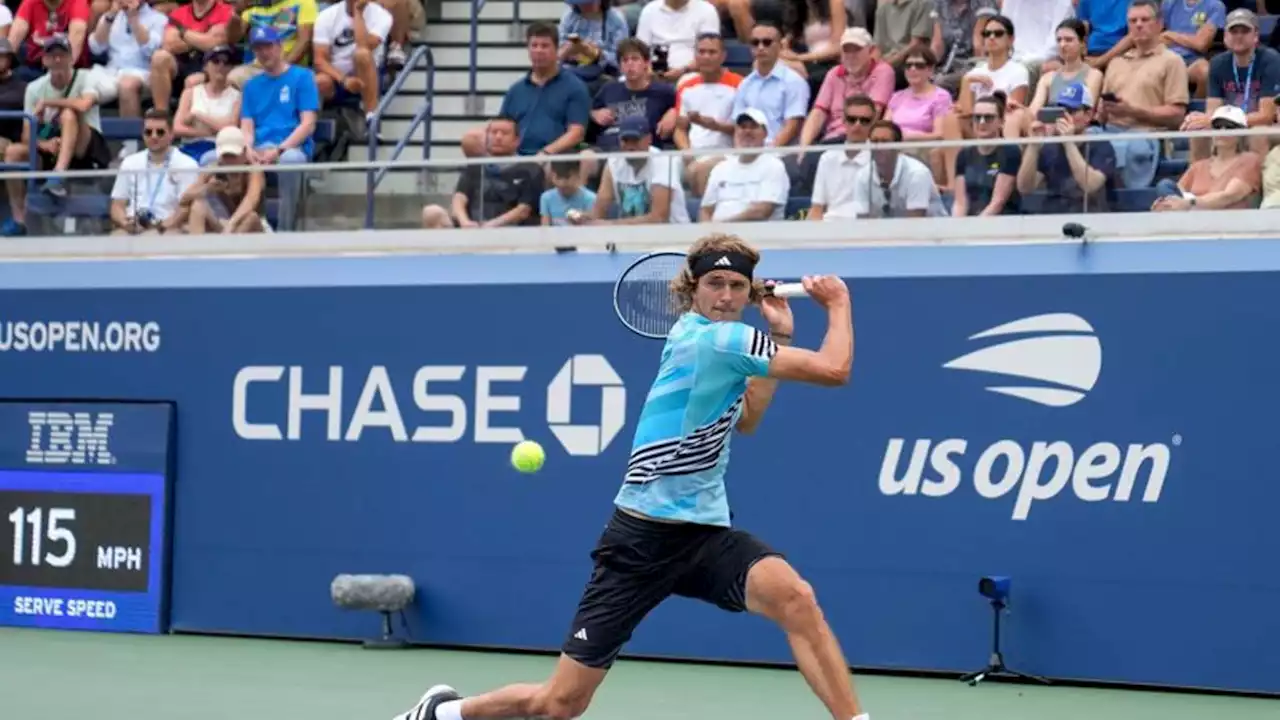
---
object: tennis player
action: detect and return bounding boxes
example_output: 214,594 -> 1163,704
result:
394,233 -> 867,720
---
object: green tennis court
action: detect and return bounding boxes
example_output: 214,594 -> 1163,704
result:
2,627 -> 1275,719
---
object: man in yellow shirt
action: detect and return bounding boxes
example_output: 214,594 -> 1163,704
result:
226,0 -> 318,88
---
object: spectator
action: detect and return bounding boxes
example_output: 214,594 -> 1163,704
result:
951,93 -> 1021,216
1184,8 -> 1280,160
179,125 -> 269,233
1,34 -> 110,236
1077,0 -> 1132,67
1098,0 -> 1189,189
1153,104 -> 1261,210
590,37 -> 677,152
731,19 -> 810,146
558,0 -> 630,92
801,27 -> 895,147
173,45 -> 241,163
109,108 -> 199,234
239,25 -> 319,232
540,159 -> 597,226
873,0 -> 934,83
226,0 -> 318,89
699,108 -> 790,221
1003,0 -> 1076,73
674,32 -> 742,196
312,0 -> 391,118
930,0 -> 998,95
149,0 -> 233,113
464,23 -> 590,160
1161,0 -> 1225,97
635,0 -> 721,81
575,115 -> 691,224
807,93 -> 877,221
1015,83 -> 1117,214
88,0 -> 167,121
956,15 -> 1030,120
848,119 -> 947,217
8,0 -> 91,81
1026,19 -> 1105,134
0,40 -> 26,157
884,47 -> 952,183
775,0 -> 850,80
422,116 -> 545,229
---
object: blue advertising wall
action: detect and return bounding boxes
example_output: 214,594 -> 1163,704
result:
0,239 -> 1276,694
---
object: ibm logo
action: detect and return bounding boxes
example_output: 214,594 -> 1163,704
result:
26,411 -> 116,465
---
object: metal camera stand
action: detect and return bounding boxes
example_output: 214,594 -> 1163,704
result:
960,598 -> 1051,687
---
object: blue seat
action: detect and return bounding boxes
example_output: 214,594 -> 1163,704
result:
1114,187 -> 1158,213
724,41 -> 752,69
1157,158 -> 1188,180
1261,15 -> 1277,38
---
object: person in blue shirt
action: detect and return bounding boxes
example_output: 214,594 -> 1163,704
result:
393,236 -> 871,720
1077,0 -> 1134,62
239,25 -> 320,232
539,160 -> 596,225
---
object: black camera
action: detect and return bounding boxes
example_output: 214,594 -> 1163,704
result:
652,45 -> 669,75
135,210 -> 156,229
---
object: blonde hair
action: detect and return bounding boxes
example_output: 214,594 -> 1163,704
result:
670,233 -> 765,313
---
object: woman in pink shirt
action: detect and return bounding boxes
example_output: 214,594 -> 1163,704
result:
883,47 -> 952,184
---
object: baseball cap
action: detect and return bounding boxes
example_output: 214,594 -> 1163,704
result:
205,44 -> 235,62
216,126 -> 247,156
840,27 -> 873,48
1226,8 -> 1259,31
735,108 -> 769,127
1055,83 -> 1094,110
1211,104 -> 1248,128
42,34 -> 71,53
617,115 -> 650,140
250,26 -> 283,45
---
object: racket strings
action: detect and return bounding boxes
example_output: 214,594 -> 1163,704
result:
616,254 -> 686,339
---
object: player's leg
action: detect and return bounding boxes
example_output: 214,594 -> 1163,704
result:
392,509 -> 679,720
679,528 -> 865,720
746,555 -> 866,720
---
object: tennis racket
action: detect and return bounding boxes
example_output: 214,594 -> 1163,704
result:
612,251 -> 809,339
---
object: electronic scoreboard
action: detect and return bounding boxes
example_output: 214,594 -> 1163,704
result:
0,401 -> 175,633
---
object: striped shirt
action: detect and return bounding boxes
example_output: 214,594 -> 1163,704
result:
614,312 -> 778,527
675,70 -> 743,149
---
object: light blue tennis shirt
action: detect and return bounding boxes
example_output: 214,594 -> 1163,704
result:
614,312 -> 779,527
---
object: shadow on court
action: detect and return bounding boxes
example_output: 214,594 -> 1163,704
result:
2,627 -> 1275,719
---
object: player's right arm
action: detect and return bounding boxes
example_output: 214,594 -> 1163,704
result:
766,275 -> 853,386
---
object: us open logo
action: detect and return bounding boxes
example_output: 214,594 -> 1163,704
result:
942,313 -> 1102,408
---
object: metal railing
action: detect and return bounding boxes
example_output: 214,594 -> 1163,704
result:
470,0 -> 522,100
0,111 -> 43,202
365,44 -> 437,228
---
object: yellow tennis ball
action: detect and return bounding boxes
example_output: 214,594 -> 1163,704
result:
511,440 -> 546,474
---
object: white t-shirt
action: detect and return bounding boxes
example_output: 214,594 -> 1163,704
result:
850,153 -> 947,218
676,72 -> 742,149
314,2 -> 393,75
605,148 -> 691,224
636,0 -> 721,73
1006,0 -> 1076,64
967,59 -> 1031,100
811,148 -> 870,219
701,154 -> 789,221
110,148 -> 200,222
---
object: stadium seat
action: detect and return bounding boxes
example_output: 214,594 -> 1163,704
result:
1115,187 -> 1159,213
724,41 -> 753,71
1262,15 -> 1278,38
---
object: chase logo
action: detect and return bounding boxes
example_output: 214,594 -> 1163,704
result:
942,313 -> 1101,408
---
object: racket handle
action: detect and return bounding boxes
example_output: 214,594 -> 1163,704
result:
769,282 -> 808,298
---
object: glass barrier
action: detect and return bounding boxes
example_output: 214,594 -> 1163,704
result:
0,125 -> 1271,239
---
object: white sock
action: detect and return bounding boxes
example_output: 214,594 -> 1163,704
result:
852,714 -> 870,720
435,700 -> 464,720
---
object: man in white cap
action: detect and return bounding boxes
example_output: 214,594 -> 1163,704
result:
177,125 -> 268,234
700,108 -> 790,222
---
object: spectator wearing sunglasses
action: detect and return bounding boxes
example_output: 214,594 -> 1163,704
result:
173,44 -> 241,164
1182,9 -> 1280,161
883,46 -> 952,184
109,108 -> 200,234
1016,83 -> 1116,214
929,0 -> 998,95
950,93 -> 1020,216
846,119 -> 948,218
730,19 -> 810,146
874,0 -> 934,85
807,94 -> 876,221
1152,104 -> 1261,211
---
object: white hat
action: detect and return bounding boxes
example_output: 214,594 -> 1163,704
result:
840,27 -> 873,48
1210,104 -> 1248,128
216,126 -> 246,156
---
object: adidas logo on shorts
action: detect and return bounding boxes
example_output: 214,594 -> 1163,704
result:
574,628 -> 588,641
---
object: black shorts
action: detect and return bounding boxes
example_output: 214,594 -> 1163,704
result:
37,127 -> 111,171
561,508 -> 782,669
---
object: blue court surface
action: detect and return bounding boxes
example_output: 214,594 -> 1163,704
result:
2,627 -> 1276,719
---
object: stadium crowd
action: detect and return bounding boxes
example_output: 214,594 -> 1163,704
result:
437,0 -> 1280,229
0,0 -> 417,235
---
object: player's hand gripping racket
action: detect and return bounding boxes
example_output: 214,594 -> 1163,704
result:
612,251 -> 808,339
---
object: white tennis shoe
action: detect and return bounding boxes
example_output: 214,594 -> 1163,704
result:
391,684 -> 460,720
